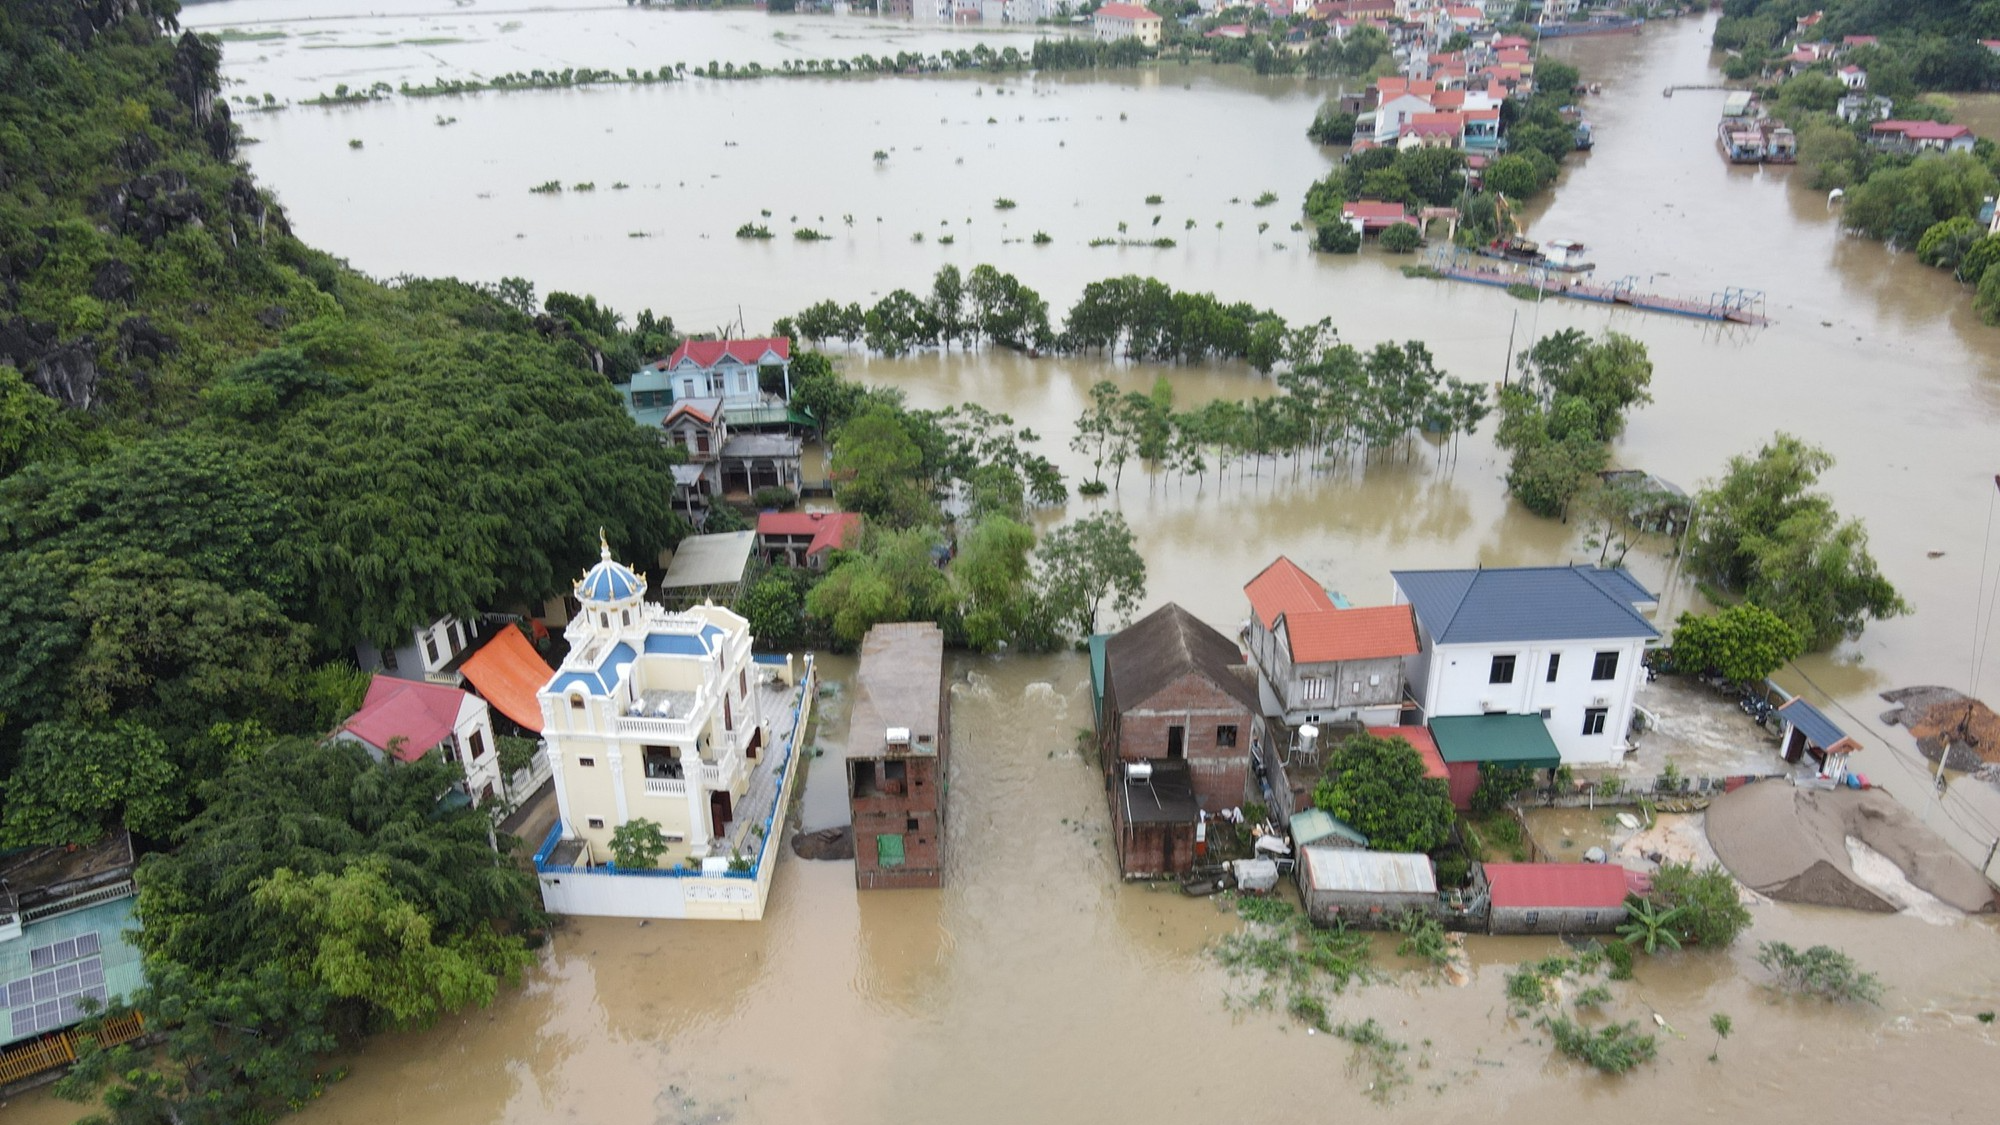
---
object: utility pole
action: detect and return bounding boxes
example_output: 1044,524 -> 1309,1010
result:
1501,308 -> 1518,389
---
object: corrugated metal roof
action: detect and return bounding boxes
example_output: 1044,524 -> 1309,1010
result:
1428,714 -> 1562,767
1484,862 -> 1629,909
1301,847 -> 1436,895
660,531 -> 755,589
1391,565 -> 1659,645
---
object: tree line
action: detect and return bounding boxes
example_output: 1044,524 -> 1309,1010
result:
735,351 -> 1148,655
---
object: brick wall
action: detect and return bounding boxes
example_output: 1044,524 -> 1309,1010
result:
1107,672 -> 1255,813
851,756 -> 943,888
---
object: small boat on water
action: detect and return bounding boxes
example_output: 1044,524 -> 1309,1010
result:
1475,235 -> 1595,273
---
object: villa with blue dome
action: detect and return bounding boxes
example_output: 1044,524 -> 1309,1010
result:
536,538 -> 772,903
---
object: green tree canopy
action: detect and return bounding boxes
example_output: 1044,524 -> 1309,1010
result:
1034,511 -> 1147,641
1312,733 -> 1455,855
1668,604 -> 1805,682
1689,434 -> 1907,647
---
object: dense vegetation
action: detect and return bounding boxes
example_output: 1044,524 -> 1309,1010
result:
1313,732 -> 1456,857
1687,434 -> 1907,649
1494,329 -> 1655,520
0,3 -> 692,1114
1716,0 -> 2000,88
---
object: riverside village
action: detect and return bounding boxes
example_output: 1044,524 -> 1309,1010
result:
5,0 -> 2000,1121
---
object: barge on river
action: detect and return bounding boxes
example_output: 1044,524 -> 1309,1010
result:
1420,251 -> 1769,326
1476,235 -> 1596,273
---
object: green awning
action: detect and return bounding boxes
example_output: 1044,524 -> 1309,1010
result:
1427,714 -> 1562,768
876,833 -> 905,868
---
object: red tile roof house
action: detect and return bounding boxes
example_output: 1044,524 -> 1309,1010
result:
1341,199 -> 1412,235
335,676 -> 506,807
1240,557 -> 1420,820
1869,120 -> 1976,154
642,336 -> 792,413
1480,862 -> 1629,935
756,510 -> 861,570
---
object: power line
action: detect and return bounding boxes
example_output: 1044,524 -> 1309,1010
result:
1784,663 -> 2000,847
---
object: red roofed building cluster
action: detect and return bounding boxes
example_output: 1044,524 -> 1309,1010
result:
756,510 -> 863,570
1869,119 -> 1976,155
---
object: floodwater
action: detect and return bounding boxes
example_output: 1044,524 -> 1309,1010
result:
17,5 -> 2000,1122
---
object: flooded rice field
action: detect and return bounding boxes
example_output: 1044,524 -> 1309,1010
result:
13,4 -> 1999,1122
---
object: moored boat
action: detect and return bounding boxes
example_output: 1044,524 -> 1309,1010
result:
1719,120 -> 1765,163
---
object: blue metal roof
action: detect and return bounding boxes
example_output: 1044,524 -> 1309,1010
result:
577,558 -> 642,603
550,670 -> 605,697
645,633 -> 709,657
1777,697 -> 1854,752
1391,566 -> 1659,645
596,642 -> 636,693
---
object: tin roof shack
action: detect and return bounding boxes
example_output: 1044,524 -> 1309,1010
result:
1099,604 -> 1263,878
1776,697 -> 1860,782
1297,847 -> 1437,929
1482,862 -> 1628,935
848,623 -> 949,890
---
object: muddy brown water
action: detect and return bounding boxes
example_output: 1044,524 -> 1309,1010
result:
15,7 -> 2000,1121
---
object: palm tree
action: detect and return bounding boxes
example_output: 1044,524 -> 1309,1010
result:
1617,898 -> 1685,954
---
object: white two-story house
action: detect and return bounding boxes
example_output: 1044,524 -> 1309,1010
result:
540,541 -> 768,871
643,337 -> 792,414
1390,565 -> 1658,766
1242,557 -> 1418,728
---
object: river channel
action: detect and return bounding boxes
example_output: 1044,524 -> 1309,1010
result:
12,5 -> 1998,1122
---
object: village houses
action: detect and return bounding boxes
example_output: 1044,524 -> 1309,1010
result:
1092,3 -> 1162,47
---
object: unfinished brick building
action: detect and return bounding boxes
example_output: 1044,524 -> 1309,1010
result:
847,622 -> 949,890
1096,603 -> 1261,878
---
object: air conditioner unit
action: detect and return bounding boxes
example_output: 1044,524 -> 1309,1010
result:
1592,695 -> 1610,708
1479,699 -> 1497,713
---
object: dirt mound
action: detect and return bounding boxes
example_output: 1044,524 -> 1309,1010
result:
791,825 -> 854,861
1880,686 -> 2000,772
1705,782 -> 1995,914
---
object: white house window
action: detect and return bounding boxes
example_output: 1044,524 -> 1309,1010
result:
621,610 -> 631,627
569,694 -> 585,710
1546,654 -> 1561,682
1303,677 -> 1328,703
587,817 -> 605,829
468,730 -> 487,760
578,756 -> 596,767
599,612 -> 609,629
1489,654 -> 1517,684
1582,708 -> 1608,736
424,635 -> 440,666
1592,651 -> 1619,681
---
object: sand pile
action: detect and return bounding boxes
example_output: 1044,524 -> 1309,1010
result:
1704,782 -> 1996,914
1880,686 -> 2000,772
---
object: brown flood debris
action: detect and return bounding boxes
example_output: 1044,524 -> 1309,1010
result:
1879,686 -> 2000,777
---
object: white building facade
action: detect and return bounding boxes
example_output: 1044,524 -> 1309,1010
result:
1391,566 -> 1658,766
539,543 -> 768,870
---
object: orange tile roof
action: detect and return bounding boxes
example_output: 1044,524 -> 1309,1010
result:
1245,556 -> 1336,629
1367,725 -> 1449,781
1284,604 -> 1420,664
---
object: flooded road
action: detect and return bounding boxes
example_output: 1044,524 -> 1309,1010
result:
16,6 -> 2000,1122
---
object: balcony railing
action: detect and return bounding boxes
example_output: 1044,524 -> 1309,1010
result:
644,777 -> 688,797
617,713 -> 700,740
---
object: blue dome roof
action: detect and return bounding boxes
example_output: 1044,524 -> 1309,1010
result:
575,535 -> 644,604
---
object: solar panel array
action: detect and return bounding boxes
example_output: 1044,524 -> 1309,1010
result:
3,930 -> 108,1039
